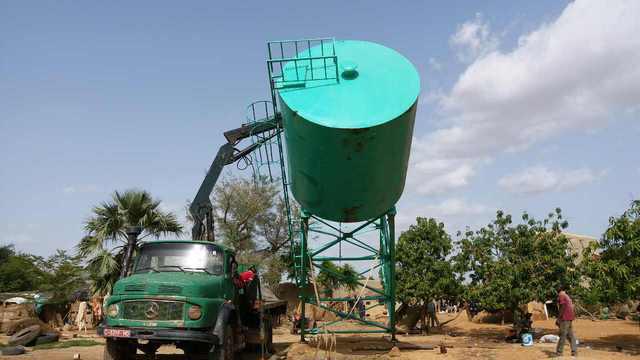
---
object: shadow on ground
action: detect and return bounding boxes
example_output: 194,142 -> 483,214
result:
581,334 -> 640,355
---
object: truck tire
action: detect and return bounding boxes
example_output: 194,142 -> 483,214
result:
104,338 -> 136,360
210,325 -> 235,360
8,324 -> 41,346
263,317 -> 274,354
139,341 -> 161,356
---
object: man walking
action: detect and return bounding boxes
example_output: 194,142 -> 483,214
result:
556,285 -> 578,357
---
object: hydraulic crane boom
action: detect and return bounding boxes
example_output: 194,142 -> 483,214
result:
190,118 -> 280,241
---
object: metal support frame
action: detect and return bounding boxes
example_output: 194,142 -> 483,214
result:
294,207 -> 398,340
254,37 -> 399,341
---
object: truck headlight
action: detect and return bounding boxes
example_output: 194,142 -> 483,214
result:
107,304 -> 119,318
188,305 -> 202,320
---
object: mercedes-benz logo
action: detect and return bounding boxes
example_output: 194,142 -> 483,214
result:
145,302 -> 160,319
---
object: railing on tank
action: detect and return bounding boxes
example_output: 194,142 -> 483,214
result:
266,38 -> 340,114
242,101 -> 280,182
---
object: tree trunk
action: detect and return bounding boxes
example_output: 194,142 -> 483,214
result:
120,226 -> 142,278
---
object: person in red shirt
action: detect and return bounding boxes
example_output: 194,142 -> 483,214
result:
556,285 -> 578,356
239,265 -> 257,285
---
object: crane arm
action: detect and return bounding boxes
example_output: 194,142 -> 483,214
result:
190,118 -> 280,241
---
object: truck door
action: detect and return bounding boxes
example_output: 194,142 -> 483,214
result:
224,254 -> 239,300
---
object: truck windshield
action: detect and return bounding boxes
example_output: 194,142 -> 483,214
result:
133,243 -> 224,275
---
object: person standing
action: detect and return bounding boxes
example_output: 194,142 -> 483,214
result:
357,298 -> 366,320
556,286 -> 578,357
427,300 -> 439,329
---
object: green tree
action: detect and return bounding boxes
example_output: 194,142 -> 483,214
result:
396,218 -> 459,305
339,263 -> 359,292
212,177 -> 278,252
580,200 -> 640,305
77,190 -> 183,295
0,245 -> 46,292
38,250 -> 85,302
316,261 -> 360,297
316,261 -> 342,297
0,244 -> 14,263
454,209 -> 578,322
210,176 -> 298,289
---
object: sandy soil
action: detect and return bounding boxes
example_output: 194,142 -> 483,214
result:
1,314 -> 638,359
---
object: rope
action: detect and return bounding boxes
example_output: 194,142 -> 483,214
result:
307,255 -> 336,359
307,255 -> 379,359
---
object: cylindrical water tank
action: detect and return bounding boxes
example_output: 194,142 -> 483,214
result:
278,40 -> 420,222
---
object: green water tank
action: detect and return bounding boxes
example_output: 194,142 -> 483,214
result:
278,40 -> 420,222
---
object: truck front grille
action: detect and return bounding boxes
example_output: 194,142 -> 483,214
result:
122,300 -> 184,321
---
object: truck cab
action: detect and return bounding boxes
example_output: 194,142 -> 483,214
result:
98,240 -> 281,359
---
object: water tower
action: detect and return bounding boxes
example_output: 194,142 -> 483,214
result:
242,38 -> 420,341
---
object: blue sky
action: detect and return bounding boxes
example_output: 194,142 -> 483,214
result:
1,0 -> 638,256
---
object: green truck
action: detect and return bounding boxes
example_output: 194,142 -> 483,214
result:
98,240 -> 286,359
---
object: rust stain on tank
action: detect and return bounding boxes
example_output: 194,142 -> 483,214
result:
342,205 -> 362,222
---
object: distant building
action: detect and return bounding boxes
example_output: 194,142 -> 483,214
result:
563,232 -> 598,263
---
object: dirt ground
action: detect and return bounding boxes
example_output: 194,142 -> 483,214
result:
1,313 -> 638,359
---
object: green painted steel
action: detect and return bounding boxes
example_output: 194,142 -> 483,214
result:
278,40 -> 420,222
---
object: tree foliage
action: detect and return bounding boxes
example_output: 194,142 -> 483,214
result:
0,245 -> 84,301
396,218 -> 460,305
316,261 -> 359,297
37,250 -> 84,302
454,208 -> 578,316
579,200 -> 640,304
210,176 -> 297,290
77,189 -> 183,295
0,245 -> 46,292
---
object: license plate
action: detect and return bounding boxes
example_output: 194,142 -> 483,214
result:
104,328 -> 131,338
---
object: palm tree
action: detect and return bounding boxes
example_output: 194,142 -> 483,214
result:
78,190 -> 183,295
316,261 -> 360,297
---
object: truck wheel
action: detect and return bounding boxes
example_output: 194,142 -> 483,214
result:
210,325 -> 235,360
104,338 -> 136,360
264,318 -> 274,353
139,341 -> 161,356
182,342 -> 210,359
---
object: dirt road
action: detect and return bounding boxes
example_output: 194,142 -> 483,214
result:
2,315 -> 638,359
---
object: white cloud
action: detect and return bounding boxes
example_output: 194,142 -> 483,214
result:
63,184 -> 100,194
450,13 -> 499,62
498,166 -> 605,194
405,136 -> 490,196
396,198 -> 491,233
422,198 -> 489,217
407,0 -> 639,195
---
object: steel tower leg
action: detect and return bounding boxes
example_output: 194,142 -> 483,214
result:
387,207 -> 397,342
299,212 -> 310,343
